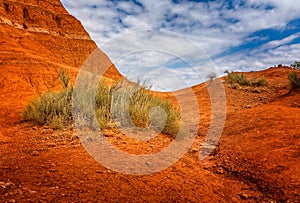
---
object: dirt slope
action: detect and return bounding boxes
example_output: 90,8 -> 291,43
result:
216,87 -> 300,202
0,0 -> 300,202
174,67 -> 300,202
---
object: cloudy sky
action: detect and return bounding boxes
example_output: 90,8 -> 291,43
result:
61,0 -> 300,91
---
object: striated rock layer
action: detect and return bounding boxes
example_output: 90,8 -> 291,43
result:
0,0 -> 121,121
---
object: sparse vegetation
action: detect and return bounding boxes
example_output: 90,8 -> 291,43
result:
22,69 -> 73,129
109,82 -> 180,135
225,71 -> 268,88
22,69 -> 181,136
291,61 -> 300,70
288,72 -> 300,89
207,72 -> 217,81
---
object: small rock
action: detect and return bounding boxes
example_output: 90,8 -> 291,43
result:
32,126 -> 38,130
102,129 -> 114,137
0,181 -> 6,188
216,167 -> 224,174
9,199 -> 16,203
149,144 -> 155,148
252,89 -> 261,93
239,193 -> 250,200
203,165 -> 210,170
190,148 -> 199,153
47,143 -> 56,147
28,190 -> 37,194
71,134 -> 79,140
31,151 -> 40,156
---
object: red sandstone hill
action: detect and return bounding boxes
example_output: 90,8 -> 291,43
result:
0,0 -> 299,202
0,0 -> 121,124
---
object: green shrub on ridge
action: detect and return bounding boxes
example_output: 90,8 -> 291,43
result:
288,72 -> 300,89
225,71 -> 268,88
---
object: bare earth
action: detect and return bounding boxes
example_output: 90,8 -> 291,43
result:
1,66 -> 300,202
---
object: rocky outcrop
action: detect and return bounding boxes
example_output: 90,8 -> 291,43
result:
0,0 -> 121,113
0,0 -> 121,77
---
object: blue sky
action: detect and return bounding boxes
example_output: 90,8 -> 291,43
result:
62,0 -> 300,91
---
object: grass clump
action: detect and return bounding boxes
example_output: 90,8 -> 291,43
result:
225,71 -> 268,88
22,70 -> 73,129
22,69 -> 181,137
110,82 -> 180,136
288,72 -> 300,89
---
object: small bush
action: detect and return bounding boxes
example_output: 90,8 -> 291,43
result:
111,83 -> 180,135
251,77 -> 268,87
291,61 -> 300,70
288,72 -> 300,89
225,72 -> 268,88
207,72 -> 217,81
22,87 -> 73,128
22,70 -> 181,137
226,72 -> 250,86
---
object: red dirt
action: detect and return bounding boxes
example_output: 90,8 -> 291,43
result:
1,0 -> 300,202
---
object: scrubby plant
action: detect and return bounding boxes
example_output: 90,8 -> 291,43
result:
288,72 -> 300,89
206,72 -> 217,81
22,69 -> 181,137
291,61 -> 300,70
225,72 -> 268,88
110,82 -> 180,135
59,68 -> 70,88
22,69 -> 73,129
250,77 -> 268,87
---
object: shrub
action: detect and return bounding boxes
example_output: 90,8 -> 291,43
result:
110,83 -> 180,135
251,77 -> 268,87
288,72 -> 300,89
22,88 -> 73,128
291,61 -> 300,70
22,83 -> 73,129
225,72 -> 268,88
22,70 -> 181,137
206,72 -> 217,81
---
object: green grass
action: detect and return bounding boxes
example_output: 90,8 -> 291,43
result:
110,83 -> 180,135
22,87 -> 73,129
22,69 -> 181,137
225,72 -> 268,88
288,72 -> 300,89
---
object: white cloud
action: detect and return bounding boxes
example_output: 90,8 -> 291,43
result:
61,0 -> 300,91
258,32 -> 300,51
215,42 -> 300,73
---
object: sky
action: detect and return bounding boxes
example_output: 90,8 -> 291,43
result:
61,0 -> 300,91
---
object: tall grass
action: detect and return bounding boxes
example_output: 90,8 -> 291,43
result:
22,71 -> 73,129
22,69 -> 181,136
109,82 -> 180,135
